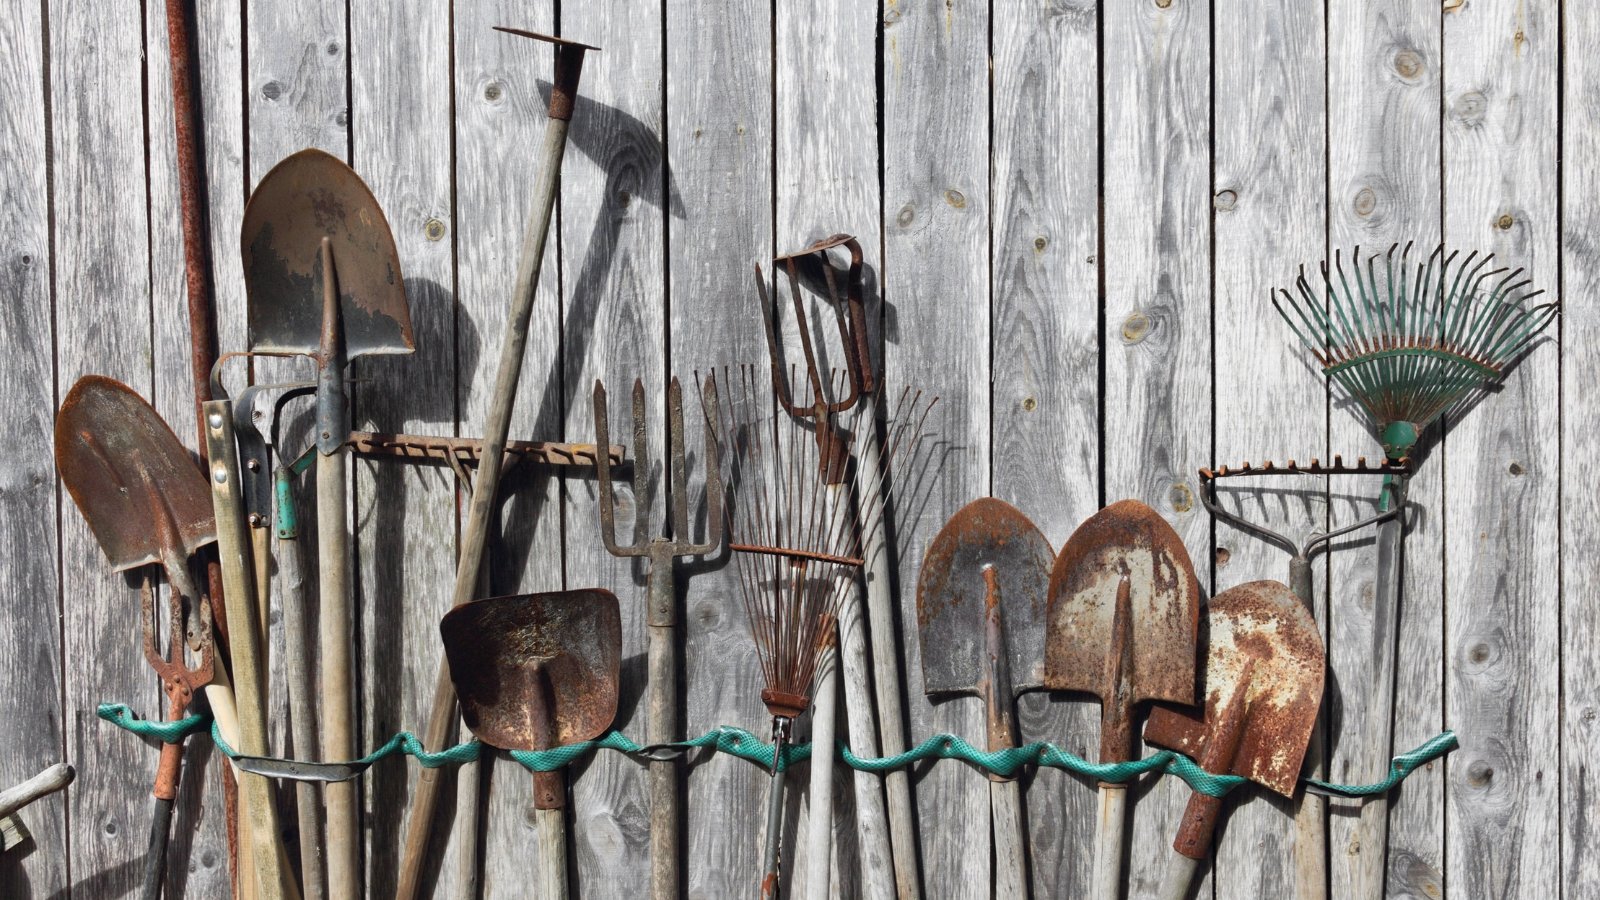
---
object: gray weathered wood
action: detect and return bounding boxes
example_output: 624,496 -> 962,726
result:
1210,1 -> 1326,897
0,0 -> 63,895
1324,3 -> 1445,897
1100,0 -> 1213,897
1443,1 -> 1561,898
1562,5 -> 1599,896
990,0 -> 1100,895
555,0 -> 667,896
883,0 -> 993,897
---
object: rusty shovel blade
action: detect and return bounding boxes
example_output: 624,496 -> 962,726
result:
241,148 -> 412,359
1045,499 -> 1200,764
439,589 -> 622,752
55,375 -> 215,571
916,498 -> 1054,739
1144,579 -> 1324,796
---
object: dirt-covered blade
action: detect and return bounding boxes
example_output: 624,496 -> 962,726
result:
916,497 -> 1053,698
1144,580 -> 1324,797
240,148 -> 412,358
54,375 -> 215,571
440,589 -> 622,751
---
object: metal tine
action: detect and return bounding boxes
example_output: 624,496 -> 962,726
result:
594,375 -> 722,558
634,379 -> 651,541
669,378 -> 690,543
593,381 -> 642,559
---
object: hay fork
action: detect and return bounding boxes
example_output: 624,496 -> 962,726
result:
593,375 -> 722,899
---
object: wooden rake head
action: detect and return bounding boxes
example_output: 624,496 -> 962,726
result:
593,375 -> 723,561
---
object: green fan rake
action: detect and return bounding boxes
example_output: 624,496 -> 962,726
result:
1271,242 -> 1557,900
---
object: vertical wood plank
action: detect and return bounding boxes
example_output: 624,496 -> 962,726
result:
1210,0 -> 1325,896
49,0 -> 155,895
1323,2 -> 1445,896
554,1 -> 667,896
451,5 -> 568,897
1563,4 -> 1600,897
666,0 -> 773,892
774,1 -> 881,896
0,0 -> 63,894
882,0 -> 992,896
348,1 -> 456,895
1442,1 -> 1560,897
990,0 -> 1100,895
1100,0 -> 1213,897
143,0 -> 236,892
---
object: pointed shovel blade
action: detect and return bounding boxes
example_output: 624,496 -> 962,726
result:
916,497 -> 1053,698
54,376 -> 215,572
1144,580 -> 1324,796
440,590 -> 622,751
241,148 -> 413,358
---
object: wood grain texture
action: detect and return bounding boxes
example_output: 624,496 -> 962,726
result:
775,0 -> 882,894
1563,6 -> 1600,897
1323,3 -> 1445,898
1210,0 -> 1326,897
49,1 -> 158,896
1443,0 -> 1561,897
348,1 -> 456,896
556,0 -> 667,895
1099,1 -> 1213,897
882,0 -> 992,897
665,0 -> 774,893
990,0 -> 1100,895
0,0 -> 63,895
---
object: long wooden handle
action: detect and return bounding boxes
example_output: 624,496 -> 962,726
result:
989,779 -> 1028,898
316,447 -> 359,898
203,401 -> 289,900
803,644 -> 838,900
273,481 -> 325,900
836,578 -> 896,900
534,806 -> 569,899
1091,784 -> 1128,900
1156,851 -> 1201,900
0,763 -> 72,819
646,560 -> 682,900
1287,555 -> 1327,900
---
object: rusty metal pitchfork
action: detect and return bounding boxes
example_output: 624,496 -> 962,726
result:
594,375 -> 722,900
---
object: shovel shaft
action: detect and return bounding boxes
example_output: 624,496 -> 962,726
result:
761,720 -> 791,900
142,796 -> 174,900
397,90 -> 579,900
803,649 -> 838,900
647,560 -> 682,900
316,447 -> 359,899
1091,785 -> 1127,900
203,401 -> 290,900
989,780 -> 1028,898
535,805 -> 569,899
1350,474 -> 1407,900
1287,554 -> 1327,900
273,477 -> 325,900
1156,851 -> 1201,900
836,578 -> 896,900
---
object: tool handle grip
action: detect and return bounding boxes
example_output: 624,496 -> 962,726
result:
1157,851 -> 1202,900
989,779 -> 1028,898
1091,784 -> 1127,900
647,608 -> 681,900
535,805 -> 569,899
142,795 -> 174,900
151,740 -> 183,803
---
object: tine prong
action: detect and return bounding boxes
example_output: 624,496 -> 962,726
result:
668,378 -> 690,542
632,379 -> 651,541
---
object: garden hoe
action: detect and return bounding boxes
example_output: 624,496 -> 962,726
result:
439,590 -> 622,900
916,498 -> 1054,898
1044,499 -> 1200,900
241,147 -> 413,899
1144,580 -> 1324,900
398,30 -> 598,900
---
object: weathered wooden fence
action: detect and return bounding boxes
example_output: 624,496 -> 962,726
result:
0,0 -> 1591,897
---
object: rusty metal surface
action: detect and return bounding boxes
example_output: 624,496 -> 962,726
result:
347,430 -> 624,469
1045,499 -> 1200,761
491,27 -> 599,123
439,589 -> 621,752
916,497 -> 1053,699
240,148 -> 413,359
1198,455 -> 1412,480
1143,580 -> 1324,797
55,376 -> 216,571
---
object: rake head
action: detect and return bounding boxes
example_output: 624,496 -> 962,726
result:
1272,243 -> 1558,460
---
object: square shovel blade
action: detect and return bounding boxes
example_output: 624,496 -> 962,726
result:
240,148 -> 413,357
440,590 -> 622,751
1144,580 -> 1325,796
916,498 -> 1054,698
1044,500 -> 1200,711
54,376 -> 215,571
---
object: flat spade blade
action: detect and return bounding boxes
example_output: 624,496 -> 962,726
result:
240,148 -> 413,358
54,375 -> 215,571
1045,499 -> 1200,763
917,498 -> 1053,706
440,589 -> 622,752
1145,579 -> 1324,797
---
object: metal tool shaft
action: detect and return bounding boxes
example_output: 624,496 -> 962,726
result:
761,718 -> 793,900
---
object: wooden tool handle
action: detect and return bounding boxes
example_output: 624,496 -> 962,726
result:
803,646 -> 839,900
989,779 -> 1029,898
1157,851 -> 1202,900
1091,784 -> 1128,900
646,564 -> 682,899
316,447 -> 359,899
535,803 -> 569,898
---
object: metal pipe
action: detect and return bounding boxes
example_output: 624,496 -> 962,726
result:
761,717 -> 793,900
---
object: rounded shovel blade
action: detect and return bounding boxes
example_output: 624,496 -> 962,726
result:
440,590 -> 622,751
54,375 -> 215,571
1143,580 -> 1325,797
241,148 -> 413,358
916,497 -> 1054,697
